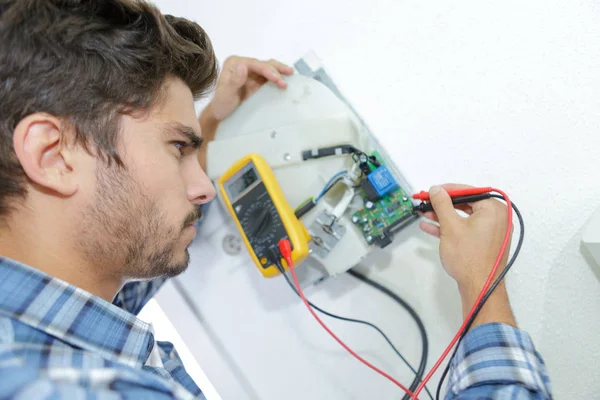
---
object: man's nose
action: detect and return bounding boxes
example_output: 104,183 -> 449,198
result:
187,164 -> 217,206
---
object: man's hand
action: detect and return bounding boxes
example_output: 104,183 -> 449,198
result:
199,56 -> 294,170
207,56 -> 293,122
420,184 -> 517,328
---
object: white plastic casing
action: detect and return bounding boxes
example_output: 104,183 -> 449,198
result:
582,206 -> 600,268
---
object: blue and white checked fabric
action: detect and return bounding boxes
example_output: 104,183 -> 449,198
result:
445,323 -> 552,399
0,255 -> 551,399
0,256 -> 204,399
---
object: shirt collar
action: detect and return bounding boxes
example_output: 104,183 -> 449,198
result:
0,257 -> 154,368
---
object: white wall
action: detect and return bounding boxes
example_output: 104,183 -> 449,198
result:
152,0 -> 600,398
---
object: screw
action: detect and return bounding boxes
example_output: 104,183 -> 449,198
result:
222,234 -> 242,255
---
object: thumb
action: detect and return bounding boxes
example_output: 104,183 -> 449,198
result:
429,186 -> 460,231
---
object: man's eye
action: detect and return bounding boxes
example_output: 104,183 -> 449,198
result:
172,141 -> 188,155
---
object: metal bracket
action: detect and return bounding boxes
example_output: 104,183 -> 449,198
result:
307,211 -> 347,258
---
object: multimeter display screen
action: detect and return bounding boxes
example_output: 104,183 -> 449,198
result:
229,167 -> 259,200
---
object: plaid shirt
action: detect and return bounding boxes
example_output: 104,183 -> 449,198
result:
0,256 -> 551,399
0,257 -> 204,399
445,322 -> 552,399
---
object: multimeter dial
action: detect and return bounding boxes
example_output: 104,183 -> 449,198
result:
239,201 -> 282,247
231,181 -> 290,267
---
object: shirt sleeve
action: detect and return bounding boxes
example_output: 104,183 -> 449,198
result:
445,323 -> 552,399
0,363 -> 205,400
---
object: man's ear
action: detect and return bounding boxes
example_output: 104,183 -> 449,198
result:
12,113 -> 78,197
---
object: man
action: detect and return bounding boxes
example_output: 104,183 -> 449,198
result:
0,1 -> 551,399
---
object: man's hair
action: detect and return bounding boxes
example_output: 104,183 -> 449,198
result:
0,0 -> 218,216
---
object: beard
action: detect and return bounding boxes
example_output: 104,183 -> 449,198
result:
76,163 -> 201,280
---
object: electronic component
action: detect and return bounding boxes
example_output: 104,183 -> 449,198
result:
295,198 -> 317,218
386,203 -> 401,213
352,187 -> 414,248
368,165 -> 399,198
361,179 -> 380,201
219,153 -> 310,277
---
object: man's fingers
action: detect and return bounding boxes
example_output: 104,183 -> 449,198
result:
419,221 -> 441,238
455,203 -> 474,215
470,196 -> 507,214
429,186 -> 461,230
421,211 -> 438,222
246,59 -> 287,88
268,59 -> 294,75
437,183 -> 498,213
420,202 -> 472,219
221,56 -> 291,89
420,202 -> 472,224
439,183 -> 473,192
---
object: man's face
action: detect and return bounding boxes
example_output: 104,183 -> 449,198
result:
75,78 -> 216,280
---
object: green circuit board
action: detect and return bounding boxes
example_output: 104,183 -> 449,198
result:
350,150 -> 416,247
352,187 -> 414,241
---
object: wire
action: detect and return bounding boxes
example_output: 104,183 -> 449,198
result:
294,197 -> 315,213
347,270 -> 433,400
301,144 -> 359,161
282,189 -> 521,399
316,170 -> 347,202
434,195 -> 524,400
293,171 -> 348,219
302,145 -> 378,179
277,267 -> 434,400
412,189 -> 513,398
279,258 -> 414,396
318,177 -> 345,201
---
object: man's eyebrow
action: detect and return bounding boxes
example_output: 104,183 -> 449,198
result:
163,122 -> 203,149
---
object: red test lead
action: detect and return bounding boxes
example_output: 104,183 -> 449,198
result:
278,239 -> 294,268
278,238 -> 415,397
412,186 -> 493,202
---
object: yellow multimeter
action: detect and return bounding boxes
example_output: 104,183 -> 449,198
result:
218,153 -> 310,278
